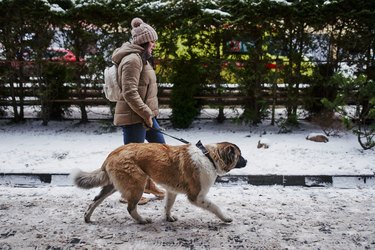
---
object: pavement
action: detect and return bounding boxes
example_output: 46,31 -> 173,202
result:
1,172 -> 374,188
1,183 -> 375,249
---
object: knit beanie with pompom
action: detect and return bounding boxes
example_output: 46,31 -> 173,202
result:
130,17 -> 158,45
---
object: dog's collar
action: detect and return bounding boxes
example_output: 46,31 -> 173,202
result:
195,140 -> 217,169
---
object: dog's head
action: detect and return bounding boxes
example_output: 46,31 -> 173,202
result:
211,142 -> 247,176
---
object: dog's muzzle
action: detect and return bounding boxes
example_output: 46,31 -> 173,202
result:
235,156 -> 247,169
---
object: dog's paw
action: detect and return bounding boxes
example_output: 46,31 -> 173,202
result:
166,215 -> 178,222
138,218 -> 152,224
222,217 -> 233,223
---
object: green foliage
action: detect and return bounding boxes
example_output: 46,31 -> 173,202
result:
0,0 -> 374,137
305,64 -> 339,115
169,58 -> 205,128
0,0 -> 56,122
234,47 -> 270,125
39,62 -> 74,124
322,75 -> 375,150
275,117 -> 296,134
0,0 -> 54,59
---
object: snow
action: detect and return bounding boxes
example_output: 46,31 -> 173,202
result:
139,0 -> 171,10
0,108 -> 374,249
0,185 -> 374,249
270,0 -> 293,6
202,8 -> 231,17
48,3 -> 65,13
0,108 -> 374,176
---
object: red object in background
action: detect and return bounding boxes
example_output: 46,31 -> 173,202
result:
228,40 -> 241,53
46,48 -> 77,62
266,63 -> 277,69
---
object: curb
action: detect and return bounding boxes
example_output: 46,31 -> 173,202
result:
1,173 -> 374,188
216,175 -> 375,188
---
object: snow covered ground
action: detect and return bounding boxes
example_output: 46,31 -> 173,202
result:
0,107 -> 374,249
0,184 -> 374,249
0,107 -> 374,177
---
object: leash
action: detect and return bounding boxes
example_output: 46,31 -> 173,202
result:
146,125 -> 218,169
148,126 -> 190,144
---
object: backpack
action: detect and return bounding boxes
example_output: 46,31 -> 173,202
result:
103,54 -> 143,102
103,64 -> 121,102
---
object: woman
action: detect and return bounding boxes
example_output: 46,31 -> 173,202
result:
111,17 -> 165,205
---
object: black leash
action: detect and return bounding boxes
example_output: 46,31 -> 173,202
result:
149,126 -> 190,144
147,125 -> 218,169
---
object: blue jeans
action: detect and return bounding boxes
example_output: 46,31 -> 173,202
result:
122,118 -> 166,144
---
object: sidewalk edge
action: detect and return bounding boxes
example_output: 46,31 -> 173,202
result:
1,173 -> 374,188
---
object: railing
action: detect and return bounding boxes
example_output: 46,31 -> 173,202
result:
0,81 -> 308,107
0,60 -> 333,121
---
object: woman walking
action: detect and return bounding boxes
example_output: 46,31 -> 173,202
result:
111,17 -> 165,205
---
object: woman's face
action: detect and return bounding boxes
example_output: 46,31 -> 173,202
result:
148,41 -> 156,55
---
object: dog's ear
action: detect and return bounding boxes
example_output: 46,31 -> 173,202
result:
227,144 -> 236,155
222,144 -> 238,166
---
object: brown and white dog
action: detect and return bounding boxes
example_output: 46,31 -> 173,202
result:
72,142 -> 247,224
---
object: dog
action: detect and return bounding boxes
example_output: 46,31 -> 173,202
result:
72,141 -> 247,224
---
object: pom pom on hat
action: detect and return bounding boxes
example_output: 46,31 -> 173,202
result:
131,17 -> 143,28
130,17 -> 158,45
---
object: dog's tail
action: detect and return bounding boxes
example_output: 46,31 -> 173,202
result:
71,167 -> 110,189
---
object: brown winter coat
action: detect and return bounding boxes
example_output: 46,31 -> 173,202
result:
111,42 -> 159,126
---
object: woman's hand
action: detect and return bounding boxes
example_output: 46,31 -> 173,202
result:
144,117 -> 153,129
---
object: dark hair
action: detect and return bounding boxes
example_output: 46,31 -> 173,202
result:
139,42 -> 154,68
